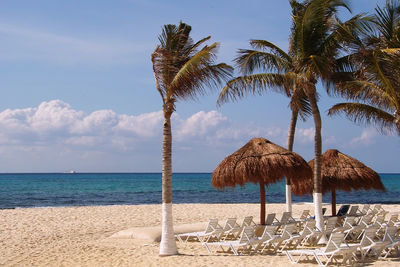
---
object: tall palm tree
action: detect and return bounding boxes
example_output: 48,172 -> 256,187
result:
152,22 -> 232,256
289,0 -> 368,232
328,0 -> 400,133
217,37 -> 312,219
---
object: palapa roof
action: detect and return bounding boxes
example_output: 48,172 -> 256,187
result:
292,149 -> 385,195
212,137 -> 312,189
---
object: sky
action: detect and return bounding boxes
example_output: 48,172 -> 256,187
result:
0,0 -> 398,173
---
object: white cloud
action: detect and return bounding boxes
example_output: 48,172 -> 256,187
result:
350,128 -> 378,146
296,127 -> 314,144
0,100 -> 266,151
175,110 -> 227,139
1,100 -> 343,171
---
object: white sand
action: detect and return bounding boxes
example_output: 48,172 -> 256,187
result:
1,203 -> 399,266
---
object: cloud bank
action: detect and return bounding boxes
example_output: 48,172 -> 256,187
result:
0,100 -> 344,172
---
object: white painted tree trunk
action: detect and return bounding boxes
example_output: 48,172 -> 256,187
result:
159,203 -> 177,255
313,192 -> 326,243
286,184 -> 292,213
159,114 -> 178,256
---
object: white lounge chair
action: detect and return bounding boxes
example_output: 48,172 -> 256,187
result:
261,223 -> 296,253
344,214 -> 373,241
333,216 -> 356,234
175,218 -> 223,244
285,232 -> 355,266
347,205 -> 359,217
300,219 -> 324,246
386,214 -> 400,227
381,226 -> 400,259
265,213 -> 278,225
349,226 -> 387,261
254,224 -> 279,252
293,210 -> 311,229
356,204 -> 371,216
275,212 -> 296,230
204,226 -> 260,255
322,217 -> 338,238
280,220 -> 316,251
221,218 -> 242,240
241,216 -> 257,227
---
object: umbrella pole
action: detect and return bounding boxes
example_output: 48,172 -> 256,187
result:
260,180 -> 266,225
331,189 -> 336,216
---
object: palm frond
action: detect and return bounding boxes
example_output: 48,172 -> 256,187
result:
217,73 -> 297,105
328,102 -> 396,134
249,39 -> 292,62
169,42 -> 233,100
235,49 -> 292,75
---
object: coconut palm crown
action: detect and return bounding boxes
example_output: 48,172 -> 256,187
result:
152,22 -> 232,256
328,0 -> 400,134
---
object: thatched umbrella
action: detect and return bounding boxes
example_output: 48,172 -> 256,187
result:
212,137 -> 312,225
292,149 -> 385,216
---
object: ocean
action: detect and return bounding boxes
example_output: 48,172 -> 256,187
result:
0,173 -> 399,209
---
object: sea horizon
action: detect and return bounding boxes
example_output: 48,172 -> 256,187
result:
1,172 -> 399,209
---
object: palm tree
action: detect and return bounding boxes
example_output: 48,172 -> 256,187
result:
328,0 -> 400,134
289,0 -> 368,232
217,37 -> 312,218
152,22 -> 232,256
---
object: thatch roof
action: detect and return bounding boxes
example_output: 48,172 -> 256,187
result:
212,137 -> 312,189
292,149 -> 385,195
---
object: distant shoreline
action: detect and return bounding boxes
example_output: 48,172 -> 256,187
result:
0,172 -> 398,175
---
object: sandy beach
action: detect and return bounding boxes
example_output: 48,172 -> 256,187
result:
1,203 -> 399,266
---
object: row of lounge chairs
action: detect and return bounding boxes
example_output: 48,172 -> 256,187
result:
175,204 -> 400,266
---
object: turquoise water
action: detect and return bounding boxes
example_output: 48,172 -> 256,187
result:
0,173 -> 399,209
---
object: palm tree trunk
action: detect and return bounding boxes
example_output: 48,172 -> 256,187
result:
159,114 -> 178,256
306,85 -> 324,235
260,180 -> 266,225
286,109 -> 298,213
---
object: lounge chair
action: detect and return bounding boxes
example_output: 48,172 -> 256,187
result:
221,218 -> 242,240
347,205 -> 359,217
265,213 -> 278,225
333,216 -> 356,234
386,214 -> 400,227
241,216 -> 257,227
275,212 -> 296,228
254,224 -> 279,252
354,226 -> 388,261
300,219 -> 324,246
293,210 -> 311,228
344,214 -> 374,241
322,217 -> 338,238
204,226 -> 260,255
280,220 -> 318,251
371,204 -> 387,216
322,208 -> 327,215
356,204 -> 371,216
260,223 -> 297,253
381,226 -> 400,259
336,205 -> 350,217
175,218 -> 224,244
285,232 -> 355,266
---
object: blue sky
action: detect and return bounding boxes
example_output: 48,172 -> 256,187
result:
0,0 -> 398,173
